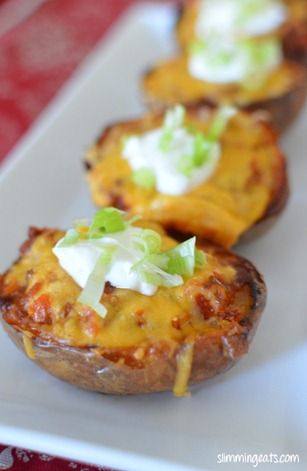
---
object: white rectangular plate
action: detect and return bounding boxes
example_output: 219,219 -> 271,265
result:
0,4 -> 306,471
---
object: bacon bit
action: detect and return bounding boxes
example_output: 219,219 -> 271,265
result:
28,294 -> 53,324
25,269 -> 34,281
195,294 -> 215,320
134,309 -> 145,327
83,310 -> 102,336
26,282 -> 43,298
63,302 -> 73,318
171,313 -> 190,330
109,192 -> 129,211
248,159 -> 263,185
84,160 -> 92,171
104,281 -> 115,294
0,296 -> 13,313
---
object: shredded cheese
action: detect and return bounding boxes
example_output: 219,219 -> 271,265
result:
173,341 -> 194,397
23,334 -> 36,360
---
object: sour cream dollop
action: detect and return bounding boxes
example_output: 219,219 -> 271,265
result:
123,127 -> 220,196
53,226 -> 168,297
188,37 -> 282,84
196,0 -> 287,39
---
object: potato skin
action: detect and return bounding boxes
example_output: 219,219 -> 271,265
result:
142,60 -> 307,135
85,105 -> 289,248
0,231 -> 266,395
172,0 -> 307,133
243,75 -> 307,134
175,0 -> 307,68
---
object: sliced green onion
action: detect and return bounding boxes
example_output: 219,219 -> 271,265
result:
159,129 -> 173,152
132,168 -> 156,189
77,253 -> 110,318
210,49 -> 235,67
126,214 -> 142,225
133,229 -> 162,255
189,38 -> 206,55
177,154 -> 196,177
208,106 -> 237,141
244,38 -> 281,68
89,207 -> 126,238
195,249 -> 206,269
163,237 -> 196,276
58,229 -> 80,247
159,105 -> 186,152
177,134 -> 214,177
239,38 -> 282,90
236,0 -> 267,26
131,236 -> 206,288
164,105 -> 185,129
131,259 -> 183,288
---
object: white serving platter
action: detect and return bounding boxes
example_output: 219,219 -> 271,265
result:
0,3 -> 306,471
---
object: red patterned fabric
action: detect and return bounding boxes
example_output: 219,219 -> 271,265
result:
0,445 -> 118,470
0,0 -> 134,163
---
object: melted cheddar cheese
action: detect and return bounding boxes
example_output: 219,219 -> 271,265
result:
86,109 -> 284,247
143,58 -> 303,108
1,228 -> 253,354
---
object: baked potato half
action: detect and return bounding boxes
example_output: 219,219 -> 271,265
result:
0,226 -> 266,395
176,0 -> 307,67
85,106 -> 289,248
142,57 -> 307,134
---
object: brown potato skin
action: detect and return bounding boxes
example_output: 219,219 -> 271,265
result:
243,76 -> 307,134
142,61 -> 307,135
175,0 -> 307,67
0,232 -> 266,395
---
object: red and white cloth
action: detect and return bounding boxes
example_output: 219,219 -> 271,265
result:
0,445 -> 116,471
0,0 -> 135,163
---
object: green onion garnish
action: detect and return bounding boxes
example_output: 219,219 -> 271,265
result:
132,168 -> 156,189
236,0 -> 267,26
159,105 -> 186,152
77,249 -> 116,318
131,236 -> 206,287
208,106 -> 237,141
163,237 -> 197,277
58,210 -> 207,316
58,229 -> 80,247
89,207 -> 126,238
133,229 -> 162,255
131,258 -> 183,288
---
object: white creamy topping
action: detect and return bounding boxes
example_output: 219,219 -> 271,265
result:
196,0 -> 287,39
53,227 -> 165,296
189,37 -> 282,84
123,128 -> 220,196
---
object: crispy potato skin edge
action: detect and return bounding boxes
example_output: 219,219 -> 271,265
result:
238,136 -> 290,245
142,64 -> 307,135
0,245 -> 266,395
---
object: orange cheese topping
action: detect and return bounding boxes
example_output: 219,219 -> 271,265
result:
87,110 -> 283,247
1,228 -> 252,353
